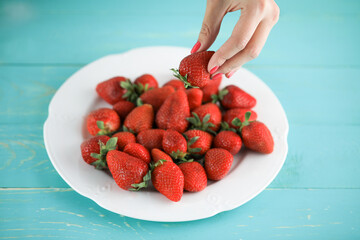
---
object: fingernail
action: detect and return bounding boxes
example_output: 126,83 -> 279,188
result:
226,70 -> 236,78
211,73 -> 222,80
209,66 -> 219,75
191,41 -> 201,54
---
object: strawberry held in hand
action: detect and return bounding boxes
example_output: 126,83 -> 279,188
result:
172,51 -> 215,88
96,76 -> 127,105
233,112 -> 274,154
86,108 -> 120,136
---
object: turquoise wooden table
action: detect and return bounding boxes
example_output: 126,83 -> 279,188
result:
1,0 -> 360,239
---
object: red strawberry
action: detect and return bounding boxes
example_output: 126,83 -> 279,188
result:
151,148 -> 173,163
152,161 -> 184,202
80,135 -> 116,168
213,131 -> 242,155
124,143 -> 151,164
235,112 -> 274,154
124,104 -> 154,134
205,148 -> 233,180
162,129 -> 187,159
172,51 -> 215,88
112,132 -> 136,150
136,129 -> 165,150
178,162 -> 207,192
86,108 -> 120,136
163,79 -> 186,91
107,150 -> 149,190
201,76 -> 222,103
140,86 -> 175,112
134,74 -> 158,89
113,101 -> 135,122
214,85 -> 256,109
186,88 -> 203,110
184,129 -> 213,155
156,90 -> 190,133
96,76 -> 127,105
223,108 -> 257,129
188,103 -> 222,132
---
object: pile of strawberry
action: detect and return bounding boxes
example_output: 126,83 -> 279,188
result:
80,51 -> 274,202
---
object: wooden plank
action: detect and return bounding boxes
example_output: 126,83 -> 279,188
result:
1,66 -> 360,125
0,189 -> 359,239
0,0 -> 359,65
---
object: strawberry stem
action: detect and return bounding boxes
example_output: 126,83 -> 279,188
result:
170,68 -> 199,89
90,137 -> 118,170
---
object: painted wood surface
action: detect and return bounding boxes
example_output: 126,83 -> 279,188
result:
0,0 -> 359,239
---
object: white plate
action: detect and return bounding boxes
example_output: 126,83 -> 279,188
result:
44,46 -> 289,222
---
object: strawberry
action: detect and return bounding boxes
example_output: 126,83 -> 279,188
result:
124,143 -> 151,164
186,88 -> 203,110
233,112 -> 274,154
156,90 -> 190,133
162,129 -> 187,160
213,85 -> 256,109
152,161 -> 184,202
213,131 -> 242,155
205,148 -> 233,180
151,148 -> 173,163
136,129 -> 165,150
81,136 -> 118,169
184,129 -> 213,155
134,74 -> 158,89
112,101 -> 135,122
96,76 -> 127,105
163,79 -> 186,91
123,104 -> 154,134
107,150 -> 149,190
223,108 -> 257,129
188,103 -> 222,133
202,76 -> 222,103
111,132 -> 136,150
86,108 -> 120,136
139,86 -> 175,112
178,162 -> 207,192
172,51 -> 215,88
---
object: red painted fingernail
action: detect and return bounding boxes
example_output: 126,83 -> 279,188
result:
226,70 -> 236,78
191,41 -> 201,54
211,73 -> 223,80
209,66 -> 219,75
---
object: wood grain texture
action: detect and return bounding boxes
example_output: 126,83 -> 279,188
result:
0,189 -> 359,239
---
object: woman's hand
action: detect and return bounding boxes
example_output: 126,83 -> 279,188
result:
191,0 -> 280,79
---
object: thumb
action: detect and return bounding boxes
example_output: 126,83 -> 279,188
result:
193,1 -> 226,53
